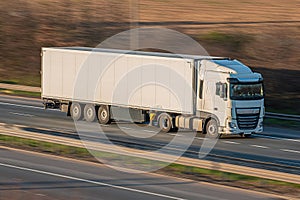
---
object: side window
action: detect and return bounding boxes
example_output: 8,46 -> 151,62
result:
199,80 -> 204,99
216,82 -> 221,96
216,82 -> 228,100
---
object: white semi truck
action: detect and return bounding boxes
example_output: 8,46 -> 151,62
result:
41,47 -> 264,137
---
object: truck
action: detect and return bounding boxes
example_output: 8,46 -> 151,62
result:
41,47 -> 264,137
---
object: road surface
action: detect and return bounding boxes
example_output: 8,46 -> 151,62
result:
0,146 -> 284,200
0,95 -> 299,175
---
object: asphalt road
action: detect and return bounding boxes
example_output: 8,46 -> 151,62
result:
0,95 -> 299,174
0,146 -> 283,200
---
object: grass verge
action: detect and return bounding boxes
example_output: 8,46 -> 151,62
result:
0,88 -> 41,98
0,76 -> 41,87
0,134 -> 299,198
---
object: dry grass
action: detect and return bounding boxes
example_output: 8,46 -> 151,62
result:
0,0 -> 299,112
138,0 -> 300,22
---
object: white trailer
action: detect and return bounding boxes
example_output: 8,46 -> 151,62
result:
41,47 -> 265,137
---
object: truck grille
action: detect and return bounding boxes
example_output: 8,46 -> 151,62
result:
236,108 -> 260,130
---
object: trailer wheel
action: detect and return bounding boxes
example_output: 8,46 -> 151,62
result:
206,119 -> 220,139
98,105 -> 111,124
70,103 -> 82,121
158,113 -> 172,133
84,104 -> 96,122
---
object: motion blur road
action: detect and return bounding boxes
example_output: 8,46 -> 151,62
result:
0,146 -> 283,200
0,95 -> 299,175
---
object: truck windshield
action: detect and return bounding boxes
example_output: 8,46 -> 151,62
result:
230,83 -> 264,100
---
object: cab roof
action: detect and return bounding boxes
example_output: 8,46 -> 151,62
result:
212,59 -> 252,74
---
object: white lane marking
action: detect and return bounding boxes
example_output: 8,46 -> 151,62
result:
256,135 -> 300,143
195,137 -> 204,140
143,129 -> 157,133
167,133 -> 182,137
280,149 -> 300,154
106,125 -> 157,134
250,145 -> 269,149
0,101 -> 59,112
0,162 -> 186,200
100,124 -> 110,127
119,126 -> 133,130
119,127 -> 158,134
0,101 -> 44,110
222,141 -> 240,145
9,112 -> 35,117
35,194 -> 47,197
281,138 -> 300,142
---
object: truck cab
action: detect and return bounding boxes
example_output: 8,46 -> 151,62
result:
198,59 -> 264,136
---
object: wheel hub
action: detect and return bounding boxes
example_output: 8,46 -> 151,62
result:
74,107 -> 79,115
101,110 -> 107,119
208,125 -> 216,134
163,119 -> 169,129
87,108 -> 93,117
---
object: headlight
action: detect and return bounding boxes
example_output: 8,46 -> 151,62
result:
229,122 -> 237,129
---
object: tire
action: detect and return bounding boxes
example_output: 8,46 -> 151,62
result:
97,105 -> 111,124
158,113 -> 172,133
70,102 -> 82,121
206,119 -> 220,139
84,104 -> 96,122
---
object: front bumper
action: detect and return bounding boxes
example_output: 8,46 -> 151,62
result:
219,118 -> 263,135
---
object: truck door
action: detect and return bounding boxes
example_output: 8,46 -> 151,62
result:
203,71 -> 227,127
202,80 -> 215,113
214,81 -> 227,127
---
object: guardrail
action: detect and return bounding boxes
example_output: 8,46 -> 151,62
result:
265,112 -> 300,122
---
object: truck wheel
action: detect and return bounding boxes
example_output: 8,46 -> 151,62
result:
98,105 -> 111,124
70,103 -> 82,121
158,113 -> 172,133
206,119 -> 220,139
84,104 -> 96,122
